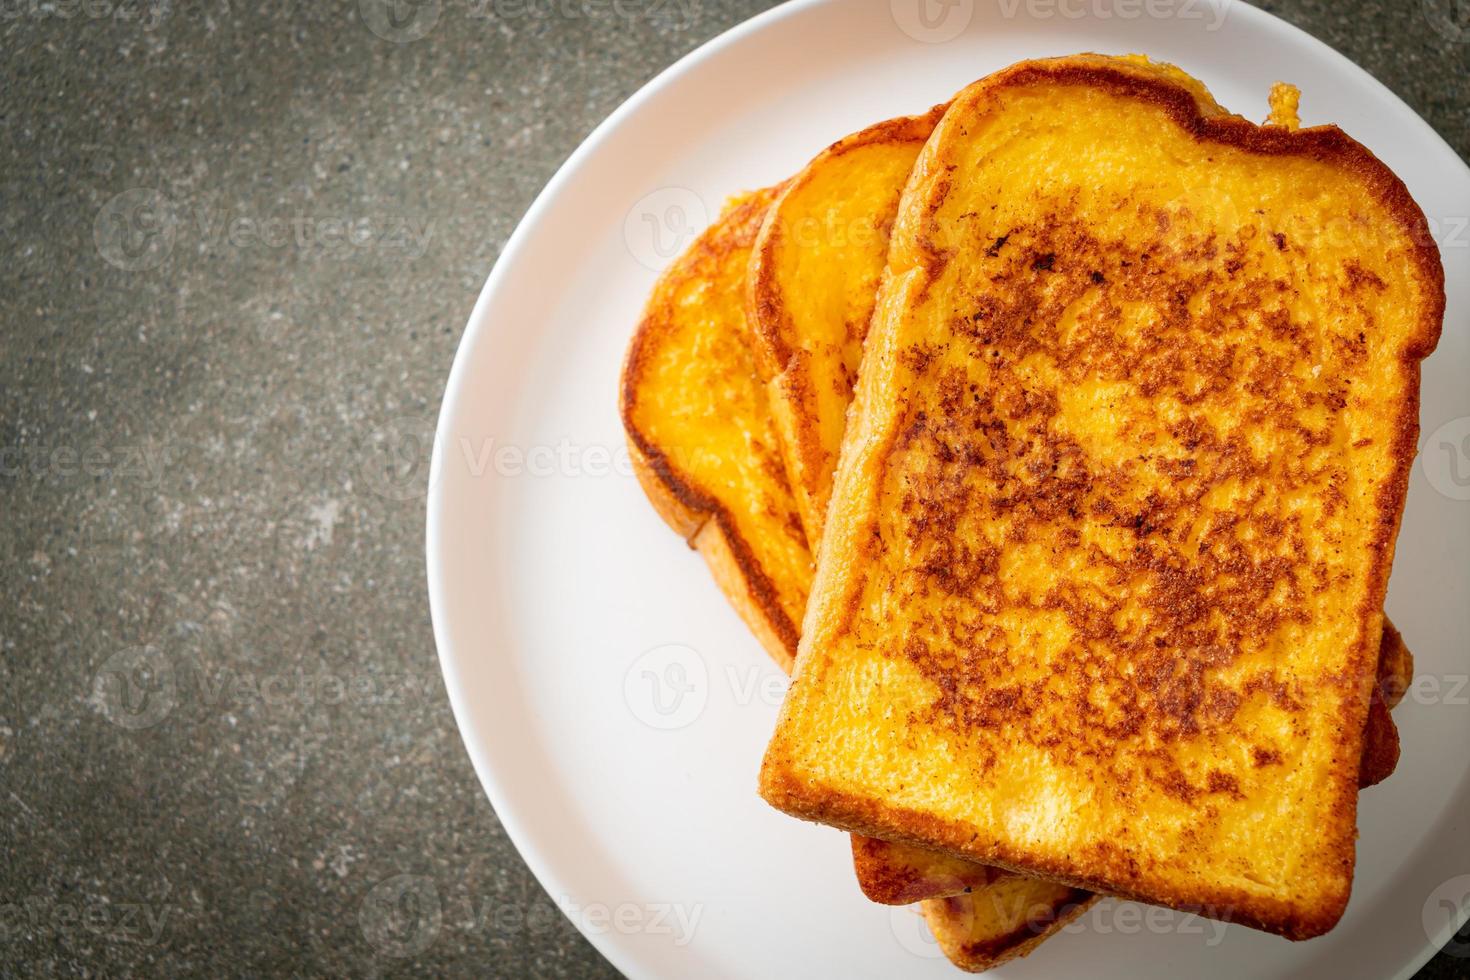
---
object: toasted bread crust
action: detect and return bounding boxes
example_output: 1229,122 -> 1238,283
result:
748,107 -> 948,544
620,188 -> 807,669
761,55 -> 1443,941
921,888 -> 1097,973
763,760 -> 1292,938
852,834 -> 998,905
1357,695 -> 1400,790
1358,618 -> 1411,788
625,433 -> 796,671
1378,617 -> 1413,710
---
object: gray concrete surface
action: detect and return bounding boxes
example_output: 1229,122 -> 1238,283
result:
1,0 -> 1466,976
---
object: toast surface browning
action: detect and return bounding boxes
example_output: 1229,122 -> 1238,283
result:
891,622 -> 1408,914
756,111 -> 1127,916
760,55 -> 1442,939
749,69 -> 1412,914
914,625 -> 1409,967
621,57 -> 1424,967
620,178 -> 1414,977
619,186 -> 1087,965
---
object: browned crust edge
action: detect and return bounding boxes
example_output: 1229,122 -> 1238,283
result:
763,55 -> 1445,942
746,105 -> 951,544
856,615 -> 1408,906
1379,617 -> 1414,710
746,102 -> 950,380
851,834 -> 997,905
1357,693 -> 1401,790
624,435 -> 795,672
766,763 -> 1309,938
922,891 -> 1099,973
618,189 -> 802,668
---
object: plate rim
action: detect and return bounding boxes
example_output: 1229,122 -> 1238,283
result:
426,2 -> 1470,977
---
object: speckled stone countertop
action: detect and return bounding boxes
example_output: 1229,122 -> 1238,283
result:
1,0 -> 1466,976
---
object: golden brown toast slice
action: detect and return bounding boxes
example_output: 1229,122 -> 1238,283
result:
748,76 -> 1414,916
620,187 -> 810,673
759,53 -> 1442,940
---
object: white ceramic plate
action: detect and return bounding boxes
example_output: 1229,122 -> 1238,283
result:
427,2 -> 1470,977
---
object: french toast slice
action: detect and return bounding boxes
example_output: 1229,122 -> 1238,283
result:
748,76 -> 1413,912
759,54 -> 1443,940
620,187 -> 810,673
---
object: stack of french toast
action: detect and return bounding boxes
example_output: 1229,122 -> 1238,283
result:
620,54 -> 1442,972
